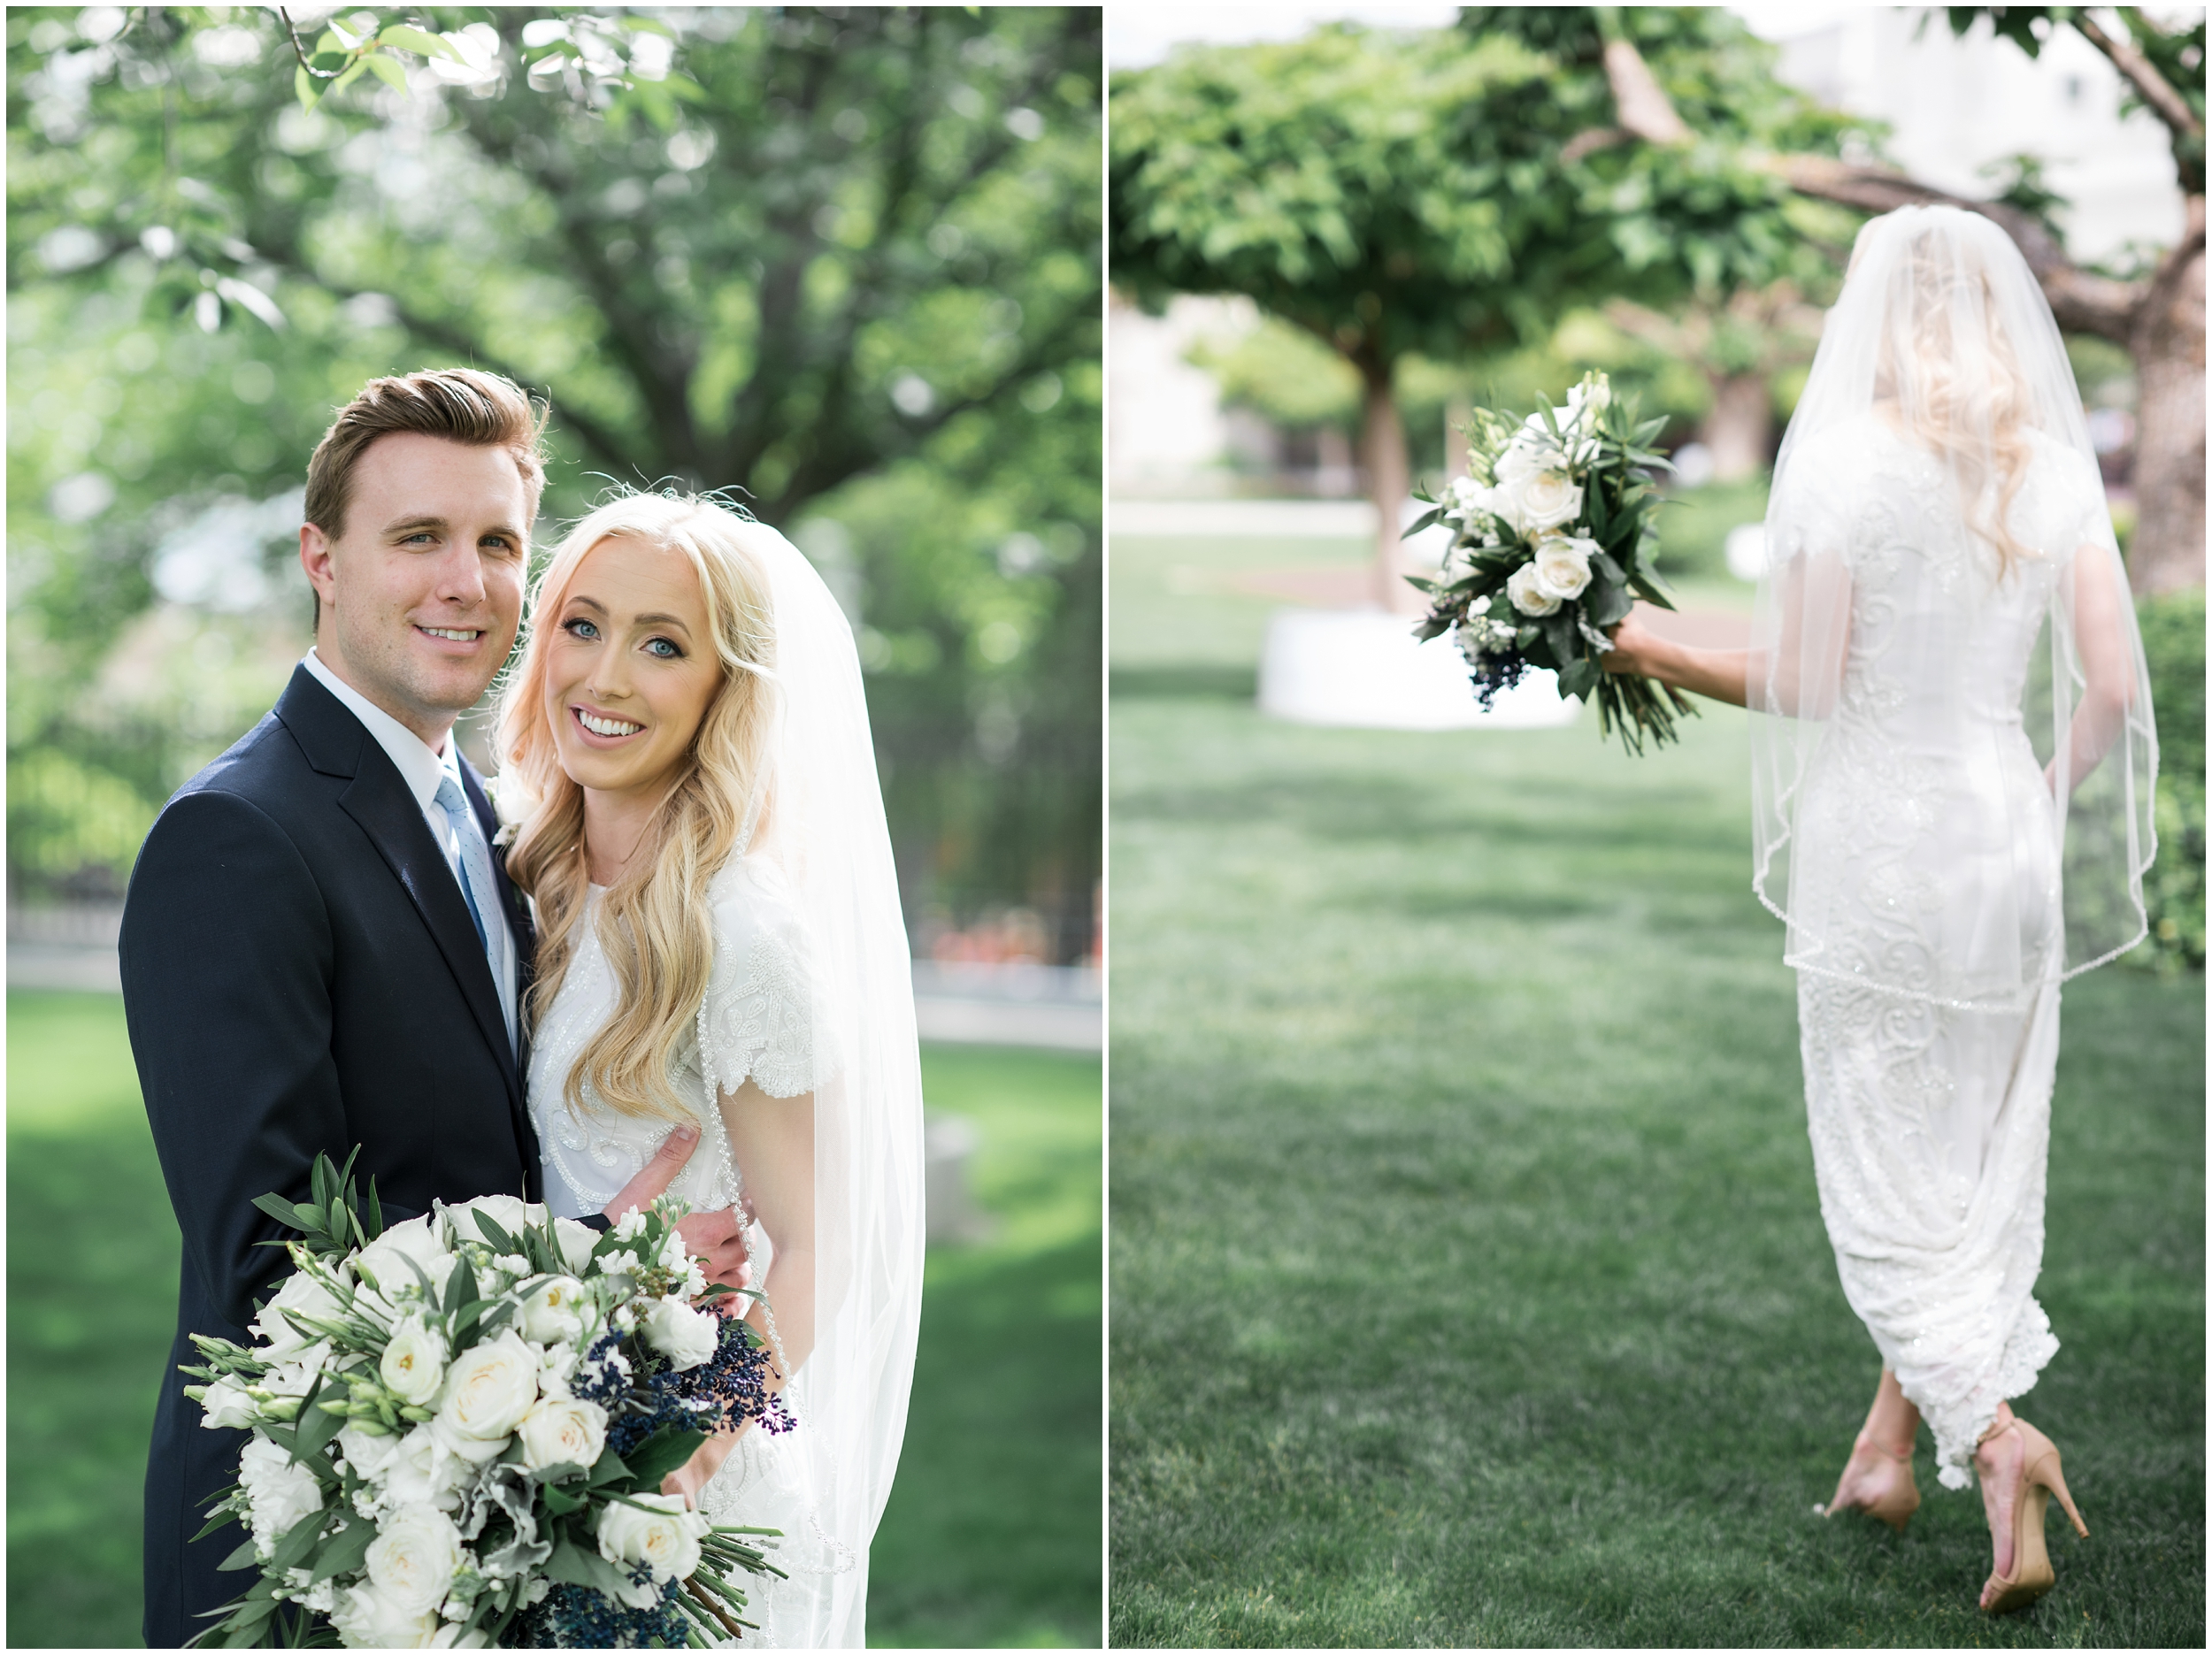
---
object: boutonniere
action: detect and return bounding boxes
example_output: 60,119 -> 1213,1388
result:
483,770 -> 528,850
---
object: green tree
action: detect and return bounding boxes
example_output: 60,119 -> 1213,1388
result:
9,6 -> 1101,950
1109,6 -> 1848,609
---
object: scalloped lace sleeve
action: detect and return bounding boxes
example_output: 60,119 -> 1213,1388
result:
695,857 -> 830,1101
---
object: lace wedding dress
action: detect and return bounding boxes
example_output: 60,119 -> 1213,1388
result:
529,854 -> 847,1645
1777,415 -> 2100,1489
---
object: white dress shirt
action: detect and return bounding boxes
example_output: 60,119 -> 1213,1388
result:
302,649 -> 518,1047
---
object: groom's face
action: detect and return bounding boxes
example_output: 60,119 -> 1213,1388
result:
300,433 -> 529,747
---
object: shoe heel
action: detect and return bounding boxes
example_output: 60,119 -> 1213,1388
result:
2038,1454 -> 2089,1540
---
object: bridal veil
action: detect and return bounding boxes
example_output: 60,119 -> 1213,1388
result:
711,517 -> 926,1644
1751,204 -> 2158,1010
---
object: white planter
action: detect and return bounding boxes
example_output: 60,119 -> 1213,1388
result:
1256,608 -> 1582,732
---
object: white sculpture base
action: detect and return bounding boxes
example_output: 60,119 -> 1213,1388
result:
1256,607 -> 1582,732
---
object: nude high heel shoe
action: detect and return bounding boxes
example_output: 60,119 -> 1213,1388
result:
1979,1417 -> 2089,1615
1820,1434 -> 1920,1532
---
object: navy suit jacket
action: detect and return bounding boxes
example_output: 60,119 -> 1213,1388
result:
121,664 -> 540,1647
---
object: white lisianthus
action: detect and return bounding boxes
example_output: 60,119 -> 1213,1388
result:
516,1393 -> 609,1472
518,1276 -> 587,1345
376,1426 -> 471,1513
359,1216 -> 453,1298
380,1317 -> 449,1406
1443,475 -> 1494,528
609,1207 -> 651,1244
641,1297 -> 719,1370
536,1339 -> 581,1398
196,1375 -> 261,1430
1506,561 -> 1563,617
337,1423 -> 402,1480
601,1249 -> 647,1280
1532,533 -> 1597,601
365,1506 -> 465,1614
596,1490 -> 710,1585
334,1579 -> 442,1649
552,1217 -> 601,1276
1567,374 -> 1610,420
239,1436 -> 326,1558
656,1227 -> 693,1276
253,1268 -> 345,1360
435,1330 -> 539,1444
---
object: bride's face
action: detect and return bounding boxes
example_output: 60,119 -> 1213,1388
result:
541,535 -> 721,805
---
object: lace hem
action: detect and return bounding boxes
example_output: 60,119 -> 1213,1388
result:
1904,1298 -> 2060,1490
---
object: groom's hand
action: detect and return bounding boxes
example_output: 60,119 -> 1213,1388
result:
602,1122 -> 704,1223
675,1208 -> 749,1292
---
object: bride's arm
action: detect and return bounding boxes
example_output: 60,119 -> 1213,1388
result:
2051,541 -> 2136,794
1601,617 -> 1750,707
663,1079 -> 816,1506
1601,553 -> 1852,716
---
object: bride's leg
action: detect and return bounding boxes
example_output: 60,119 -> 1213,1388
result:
1825,1367 -> 1922,1519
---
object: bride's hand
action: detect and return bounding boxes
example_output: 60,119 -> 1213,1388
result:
662,1430 -> 741,1510
1601,615 -> 1659,677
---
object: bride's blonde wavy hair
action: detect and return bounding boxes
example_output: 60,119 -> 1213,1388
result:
495,492 -> 778,1124
1873,227 -> 2038,578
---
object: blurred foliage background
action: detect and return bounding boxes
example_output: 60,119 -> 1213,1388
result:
8,3 -> 1102,962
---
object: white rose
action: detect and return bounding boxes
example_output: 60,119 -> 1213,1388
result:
360,1217 -> 453,1299
552,1218 -> 601,1276
253,1268 -> 344,1360
517,1276 -> 587,1346
239,1436 -> 326,1558
365,1506 -> 465,1615
641,1298 -> 719,1371
337,1424 -> 402,1481
515,1394 -> 609,1473
380,1318 -> 449,1406
596,1490 -> 710,1584
435,1330 -> 539,1444
1506,562 -> 1562,617
1512,470 -> 1583,535
196,1376 -> 261,1431
1532,533 -> 1596,601
449,1193 -> 536,1242
334,1579 -> 442,1649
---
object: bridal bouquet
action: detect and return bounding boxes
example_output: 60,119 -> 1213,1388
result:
180,1152 -> 788,1649
1408,370 -> 1695,754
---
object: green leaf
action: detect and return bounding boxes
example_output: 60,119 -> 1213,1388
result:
473,1211 -> 521,1255
443,1255 -> 480,1318
270,1507 -> 326,1573
588,1448 -> 633,1488
1558,655 -> 1600,699
364,52 -> 411,94
619,1427 -> 708,1491
311,1517 -> 376,1583
293,1381 -> 348,1463
378,23 -> 460,60
1401,507 -> 1443,539
217,1536 -> 259,1573
541,1480 -> 587,1515
329,59 -> 370,96
310,48 -> 350,73
293,1203 -> 326,1236
544,1534 -> 641,1601
252,1194 -> 303,1230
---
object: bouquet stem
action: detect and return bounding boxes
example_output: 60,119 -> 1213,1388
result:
1594,671 -> 1699,756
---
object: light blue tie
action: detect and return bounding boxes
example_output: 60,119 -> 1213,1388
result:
434,773 -> 515,1049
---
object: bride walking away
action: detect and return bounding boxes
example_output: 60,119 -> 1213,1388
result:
1603,204 -> 2157,1614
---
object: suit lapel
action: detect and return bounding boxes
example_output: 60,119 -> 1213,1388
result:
276,669 -> 519,1106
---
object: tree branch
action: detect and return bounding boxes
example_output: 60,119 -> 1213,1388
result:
1601,37 -> 1689,146
1766,153 -> 2147,341
2074,9 -> 2202,143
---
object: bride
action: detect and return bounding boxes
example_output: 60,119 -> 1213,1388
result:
492,490 -> 925,1646
1604,206 -> 2156,1614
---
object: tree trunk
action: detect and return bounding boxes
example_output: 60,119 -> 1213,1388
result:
1701,373 -> 1771,482
2126,201 -> 2207,594
1358,363 -> 1416,613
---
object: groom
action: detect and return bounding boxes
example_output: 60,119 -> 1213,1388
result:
121,369 -> 741,1646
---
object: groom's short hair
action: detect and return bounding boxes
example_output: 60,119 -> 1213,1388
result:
304,368 -> 549,540
303,369 -> 549,630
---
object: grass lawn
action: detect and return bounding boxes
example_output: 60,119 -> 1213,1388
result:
1108,532 -> 2203,1648
4,993 -> 1100,1649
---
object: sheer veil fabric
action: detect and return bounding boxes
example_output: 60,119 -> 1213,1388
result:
1749,206 -> 2157,1489
697,518 -> 926,1646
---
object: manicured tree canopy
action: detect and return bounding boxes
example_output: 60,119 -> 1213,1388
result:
1110,6 -> 1844,608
